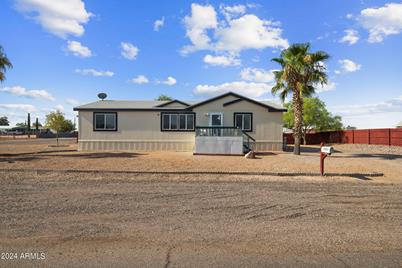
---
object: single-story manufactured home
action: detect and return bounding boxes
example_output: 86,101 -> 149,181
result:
73,92 -> 286,154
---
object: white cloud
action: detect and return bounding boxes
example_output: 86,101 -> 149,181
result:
0,86 -> 55,101
220,4 -> 246,20
182,4 -> 218,53
15,0 -> 92,38
203,54 -> 240,66
121,42 -> 139,60
161,76 -> 177,86
131,75 -> 149,84
215,15 -> 289,52
331,96 -> 402,128
338,59 -> 361,73
240,68 -> 275,83
358,2 -> 402,43
65,98 -> 80,106
194,81 -> 271,98
154,17 -> 165,31
54,104 -> 65,111
0,104 -> 36,113
75,68 -> 114,77
315,81 -> 336,93
340,29 -> 359,45
346,13 -> 354,19
333,96 -> 402,116
182,4 -> 288,54
67,40 -> 92,57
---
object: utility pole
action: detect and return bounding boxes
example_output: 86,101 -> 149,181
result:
27,113 -> 31,138
35,117 -> 39,135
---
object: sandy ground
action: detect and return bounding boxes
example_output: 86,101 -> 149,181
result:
1,140 -> 402,267
0,138 -> 402,183
1,171 -> 402,267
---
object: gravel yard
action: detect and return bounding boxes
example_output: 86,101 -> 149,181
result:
0,139 -> 401,183
1,140 -> 402,266
1,171 -> 402,267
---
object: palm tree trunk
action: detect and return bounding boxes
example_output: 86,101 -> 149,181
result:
56,131 -> 59,146
293,90 -> 303,155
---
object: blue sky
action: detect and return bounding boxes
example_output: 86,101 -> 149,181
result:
1,0 -> 402,128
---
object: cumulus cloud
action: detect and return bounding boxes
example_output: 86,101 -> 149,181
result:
194,81 -> 271,98
67,40 -> 92,57
161,76 -> 177,86
203,54 -> 240,66
338,59 -> 361,73
75,68 -> 114,77
131,75 -> 149,84
315,81 -> 336,93
194,66 -> 278,98
358,2 -> 402,43
0,104 -> 36,113
15,0 -> 92,38
240,68 -> 275,83
0,86 -> 54,101
154,17 -> 165,31
214,14 -> 288,52
65,98 -> 80,106
182,4 -> 218,53
340,29 -> 359,45
121,42 -> 139,60
220,4 -> 246,20
182,3 -> 288,54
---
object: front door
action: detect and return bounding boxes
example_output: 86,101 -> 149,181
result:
209,113 -> 223,136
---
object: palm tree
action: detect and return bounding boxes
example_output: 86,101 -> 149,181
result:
0,45 -> 12,82
272,43 -> 329,155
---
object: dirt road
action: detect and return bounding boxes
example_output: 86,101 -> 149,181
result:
1,171 -> 401,267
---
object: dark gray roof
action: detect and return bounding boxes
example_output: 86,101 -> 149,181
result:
74,92 -> 286,112
260,101 -> 286,111
75,100 -> 170,110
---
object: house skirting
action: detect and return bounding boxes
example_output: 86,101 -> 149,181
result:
78,140 -> 194,152
78,140 -> 283,152
254,141 -> 283,151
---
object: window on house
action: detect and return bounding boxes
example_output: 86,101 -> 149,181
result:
161,113 -> 195,131
234,113 -> 252,132
94,113 -> 117,131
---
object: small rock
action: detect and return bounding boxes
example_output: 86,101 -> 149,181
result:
244,151 -> 255,159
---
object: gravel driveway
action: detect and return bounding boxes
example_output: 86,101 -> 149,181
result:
1,171 -> 401,267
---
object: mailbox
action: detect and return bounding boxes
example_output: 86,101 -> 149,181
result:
321,146 -> 334,155
320,144 -> 334,175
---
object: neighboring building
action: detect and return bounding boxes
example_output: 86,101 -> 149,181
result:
397,121 -> 402,128
74,92 -> 286,154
